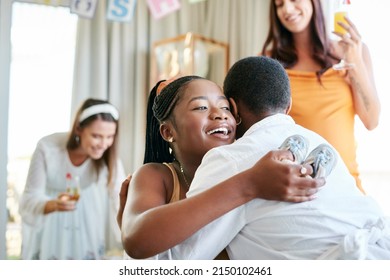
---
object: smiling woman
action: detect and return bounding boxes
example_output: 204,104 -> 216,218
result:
117,75 -> 324,260
18,98 -> 125,259
261,0 -> 389,209
2,0 -> 389,263
121,76 -> 237,259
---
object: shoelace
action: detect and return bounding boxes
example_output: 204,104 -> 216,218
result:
316,150 -> 331,166
313,149 -> 332,177
287,138 -> 306,161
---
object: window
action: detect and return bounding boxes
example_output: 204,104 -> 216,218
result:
6,2 -> 77,259
350,1 -> 390,214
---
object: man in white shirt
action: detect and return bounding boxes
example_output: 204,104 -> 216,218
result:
167,56 -> 390,259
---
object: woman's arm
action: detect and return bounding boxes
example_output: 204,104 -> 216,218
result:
19,142 -> 52,220
117,175 -> 131,230
120,150 -> 324,259
340,17 -> 380,129
20,142 -> 76,220
348,43 -> 380,129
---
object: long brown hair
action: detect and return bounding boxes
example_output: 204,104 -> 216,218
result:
261,0 -> 339,78
67,98 -> 119,187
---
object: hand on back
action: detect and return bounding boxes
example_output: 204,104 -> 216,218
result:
247,150 -> 325,203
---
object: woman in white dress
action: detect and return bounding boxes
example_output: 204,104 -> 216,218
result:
19,98 -> 125,259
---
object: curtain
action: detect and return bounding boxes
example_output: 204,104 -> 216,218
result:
72,0 -> 331,174
72,0 -> 151,174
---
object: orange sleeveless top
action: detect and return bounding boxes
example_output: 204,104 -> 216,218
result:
163,163 -> 181,203
286,68 -> 363,193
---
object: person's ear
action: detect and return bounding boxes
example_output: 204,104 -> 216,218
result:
160,122 -> 175,143
75,126 -> 82,138
229,98 -> 241,125
286,97 -> 292,114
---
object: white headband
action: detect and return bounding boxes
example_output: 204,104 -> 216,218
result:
79,104 -> 119,123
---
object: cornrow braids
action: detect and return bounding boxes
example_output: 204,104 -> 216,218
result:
144,80 -> 170,164
144,76 -> 206,164
153,76 -> 205,121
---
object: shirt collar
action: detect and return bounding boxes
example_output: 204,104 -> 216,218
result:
243,114 -> 295,137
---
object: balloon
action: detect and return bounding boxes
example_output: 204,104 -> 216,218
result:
155,39 -> 209,80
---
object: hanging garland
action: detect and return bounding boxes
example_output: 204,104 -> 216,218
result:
16,0 -> 208,22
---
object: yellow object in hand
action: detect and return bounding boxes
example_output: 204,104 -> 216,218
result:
334,11 -> 348,35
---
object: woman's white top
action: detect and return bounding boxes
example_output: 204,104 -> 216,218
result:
19,132 -> 125,259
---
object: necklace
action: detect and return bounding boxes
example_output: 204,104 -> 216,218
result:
178,161 -> 190,189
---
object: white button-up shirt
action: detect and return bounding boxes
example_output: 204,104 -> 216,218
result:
166,114 -> 390,260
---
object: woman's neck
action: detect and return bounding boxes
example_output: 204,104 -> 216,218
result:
68,148 -> 89,166
174,156 -> 201,183
291,32 -> 322,72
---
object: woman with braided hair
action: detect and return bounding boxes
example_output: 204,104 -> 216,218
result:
118,76 -> 324,259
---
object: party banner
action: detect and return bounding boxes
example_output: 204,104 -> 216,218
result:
147,0 -> 181,20
70,0 -> 98,19
107,0 -> 137,22
188,0 -> 206,3
38,0 -> 66,6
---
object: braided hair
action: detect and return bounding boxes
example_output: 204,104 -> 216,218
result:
144,75 -> 206,164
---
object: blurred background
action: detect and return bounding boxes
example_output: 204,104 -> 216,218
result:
1,0 -> 389,259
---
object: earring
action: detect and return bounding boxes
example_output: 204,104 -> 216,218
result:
236,116 -> 242,126
75,135 -> 80,144
167,137 -> 174,143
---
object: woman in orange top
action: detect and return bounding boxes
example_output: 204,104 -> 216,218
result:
261,0 -> 380,192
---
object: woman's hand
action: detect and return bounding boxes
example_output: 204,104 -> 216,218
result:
333,16 -> 363,65
247,150 -> 325,203
333,16 -> 380,130
117,174 -> 132,230
43,194 -> 77,214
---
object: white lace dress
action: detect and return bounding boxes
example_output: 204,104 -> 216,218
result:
19,132 -> 125,259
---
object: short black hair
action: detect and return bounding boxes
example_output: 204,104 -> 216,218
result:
223,56 -> 291,115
